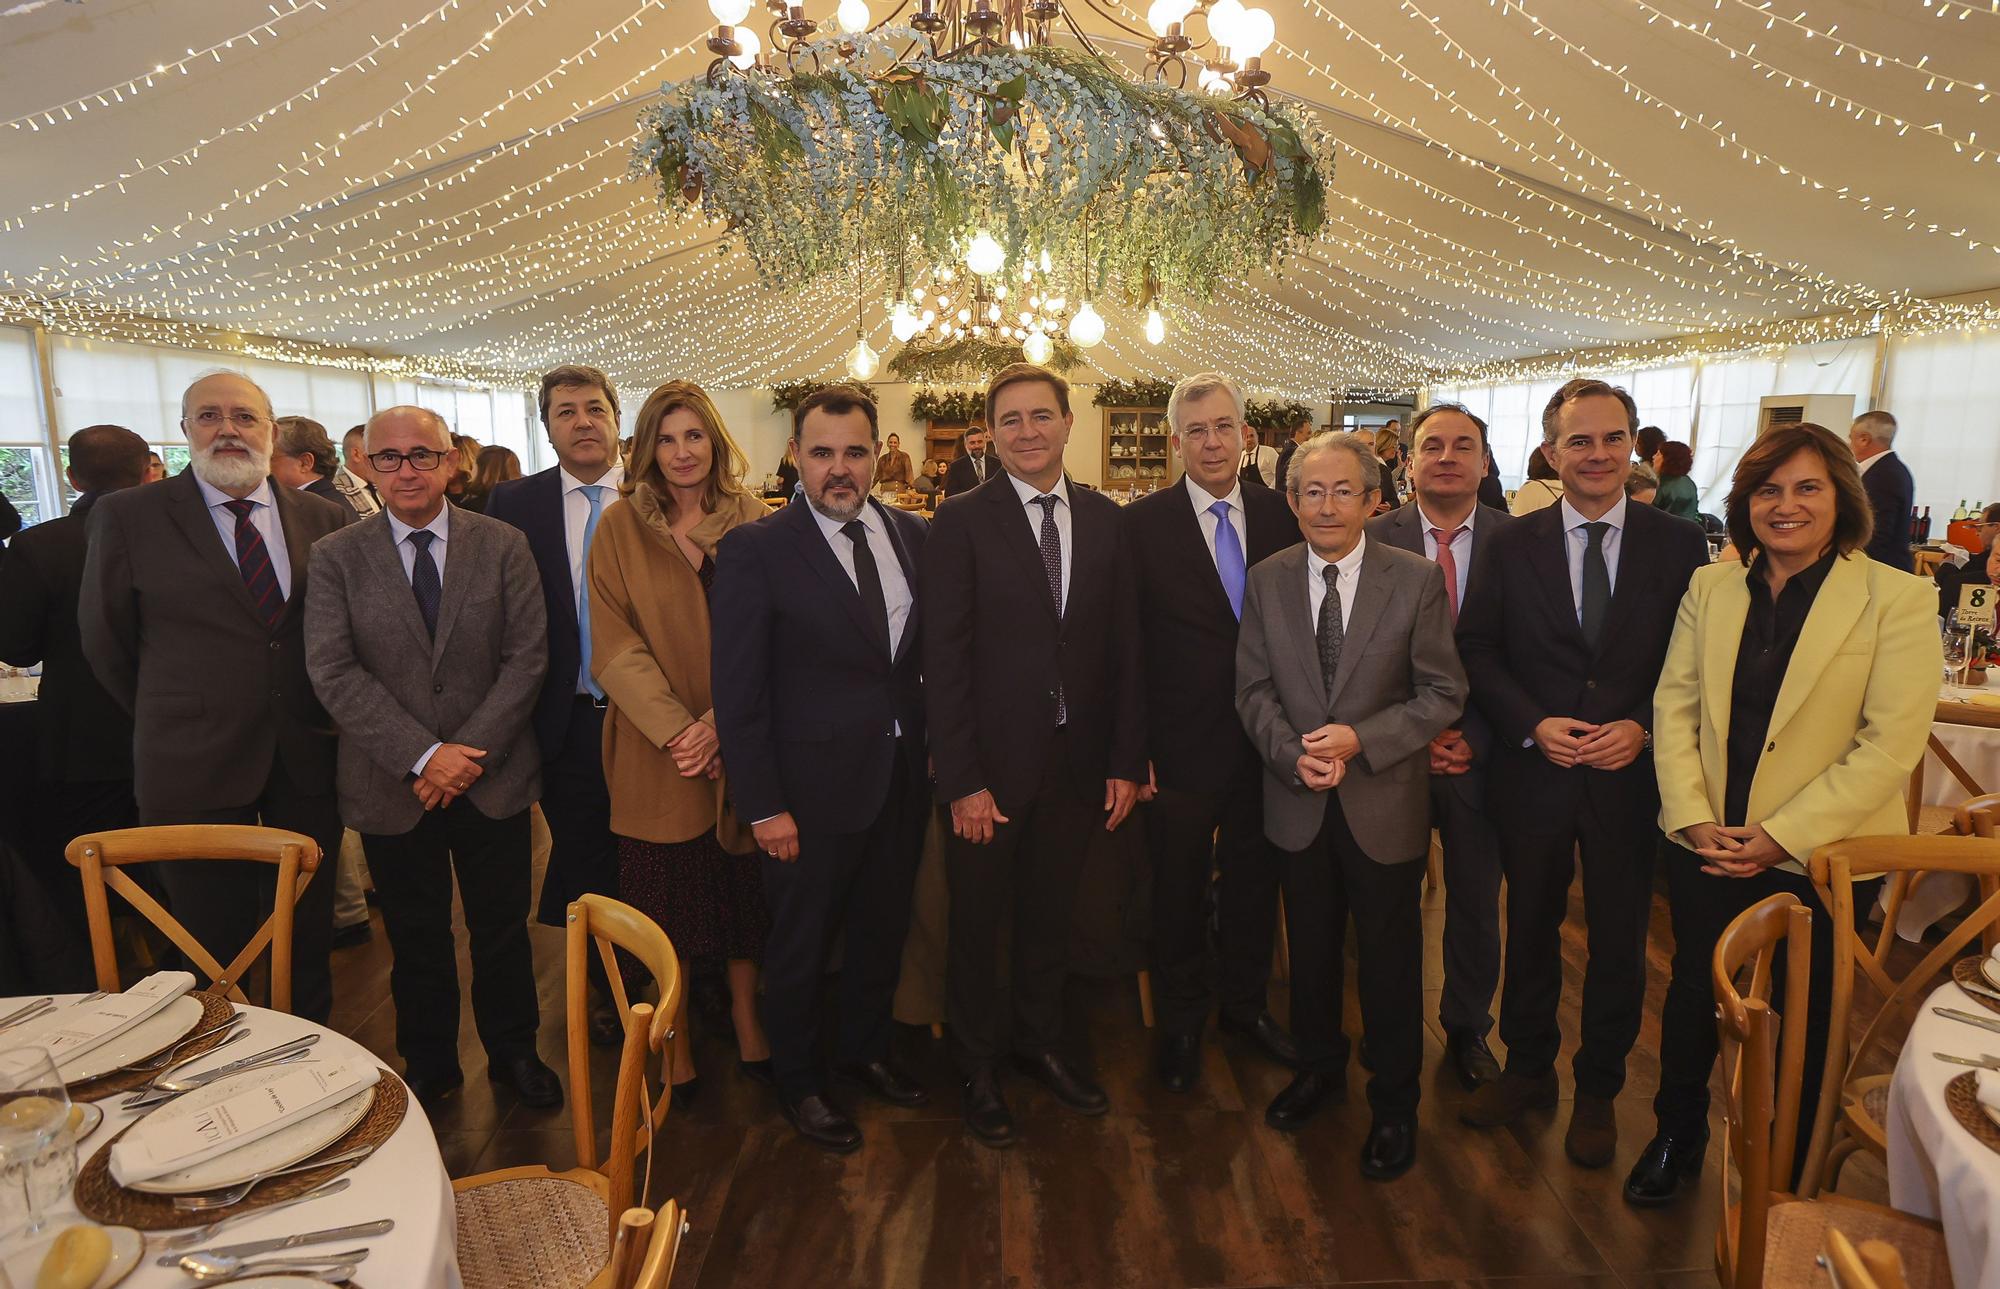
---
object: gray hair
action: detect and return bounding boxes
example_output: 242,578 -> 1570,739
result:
273,415 -> 338,479
1288,431 -> 1382,497
1167,371 -> 1246,432
1851,409 -> 1897,445
1625,461 -> 1660,495
364,405 -> 452,451
180,369 -> 274,422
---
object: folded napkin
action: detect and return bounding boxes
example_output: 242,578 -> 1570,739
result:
1978,1068 -> 2000,1117
110,1059 -> 380,1187
0,972 -> 194,1067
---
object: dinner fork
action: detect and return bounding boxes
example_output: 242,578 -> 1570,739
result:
0,997 -> 52,1030
113,1016 -> 246,1075
150,1177 -> 353,1250
1934,1051 -> 2000,1070
171,1144 -> 378,1210
124,1034 -> 320,1108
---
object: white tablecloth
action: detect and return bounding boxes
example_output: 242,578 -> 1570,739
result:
1887,977 -> 2000,1289
0,997 -> 460,1288
1925,683 -> 2000,811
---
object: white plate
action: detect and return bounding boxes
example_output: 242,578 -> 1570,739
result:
126,1062 -> 375,1195
0,1223 -> 142,1289
69,1100 -> 103,1141
54,995 -> 205,1085
1980,957 -> 2000,991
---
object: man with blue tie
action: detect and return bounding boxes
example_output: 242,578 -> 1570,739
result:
1123,373 -> 1302,1092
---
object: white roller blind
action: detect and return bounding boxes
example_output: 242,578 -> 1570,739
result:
1881,329 -> 2000,523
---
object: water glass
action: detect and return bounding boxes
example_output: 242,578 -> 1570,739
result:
0,1048 -> 76,1244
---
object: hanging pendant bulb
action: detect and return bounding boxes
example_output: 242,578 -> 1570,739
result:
965,230 -> 1005,276
889,300 -> 921,342
709,0 -> 753,24
728,26 -> 761,68
1144,306 -> 1166,345
1023,330 -> 1054,364
1068,300 -> 1105,349
1039,248 -> 1053,273
846,337 -> 880,379
835,0 -> 870,34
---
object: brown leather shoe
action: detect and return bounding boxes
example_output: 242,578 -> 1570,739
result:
1457,1068 -> 1559,1128
1565,1094 -> 1618,1168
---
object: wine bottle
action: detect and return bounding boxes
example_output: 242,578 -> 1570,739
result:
1955,500 -> 1969,521
1910,507 -> 1922,544
1920,506 -> 1933,543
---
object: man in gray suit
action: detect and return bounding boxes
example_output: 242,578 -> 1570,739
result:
304,406 -> 559,1108
1237,430 -> 1466,1180
1367,402 -> 1513,1091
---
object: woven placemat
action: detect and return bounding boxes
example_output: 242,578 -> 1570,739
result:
1953,957 -> 2000,1018
1945,1071 -> 2000,1156
73,1067 -> 408,1230
68,992 -> 236,1102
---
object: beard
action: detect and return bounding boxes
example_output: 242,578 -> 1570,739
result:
806,474 -> 866,523
191,435 -> 273,492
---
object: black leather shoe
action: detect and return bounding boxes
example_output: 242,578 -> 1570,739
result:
1622,1130 -> 1709,1207
489,1054 -> 563,1109
330,921 -> 373,950
404,1066 -> 463,1105
1445,1030 -> 1502,1091
839,1061 -> 929,1107
1360,1119 -> 1418,1181
962,1072 -> 1016,1148
1012,1052 -> 1108,1115
1264,1070 -> 1343,1130
737,1058 -> 775,1087
1219,1010 -> 1301,1068
1158,1034 -> 1202,1094
782,1094 -> 862,1154
669,1075 -> 701,1108
587,1004 -> 624,1049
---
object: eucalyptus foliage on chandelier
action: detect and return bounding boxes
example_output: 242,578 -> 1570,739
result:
886,331 -> 1083,383
633,26 -> 1334,301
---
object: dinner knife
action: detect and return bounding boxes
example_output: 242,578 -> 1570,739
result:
1958,973 -> 2000,1006
1934,1051 -> 2000,1070
123,1034 -> 321,1107
1934,1006 -> 2000,1036
155,1219 -> 395,1267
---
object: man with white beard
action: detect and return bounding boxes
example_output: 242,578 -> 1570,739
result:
80,370 -> 352,1020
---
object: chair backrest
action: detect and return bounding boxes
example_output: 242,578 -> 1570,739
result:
1713,891 -> 1813,1289
608,1202 -> 685,1289
65,825 -> 321,1013
1806,833 -> 2000,1190
565,894 -> 683,1239
1823,1227 -> 1909,1289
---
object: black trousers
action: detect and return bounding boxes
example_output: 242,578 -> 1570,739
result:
20,779 -> 137,993
1496,789 -> 1654,1099
533,697 -> 618,928
146,759 -> 340,1023
1283,794 -> 1427,1120
1432,768 -> 1504,1038
945,728 -> 1100,1076
761,738 -> 927,1103
361,801 -> 540,1078
1144,754 -> 1284,1036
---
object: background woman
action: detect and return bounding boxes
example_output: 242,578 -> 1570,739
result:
1509,443 -> 1563,515
876,432 -> 914,489
444,433 -> 478,505
1651,440 -> 1702,522
1625,422 -> 1939,1207
460,444 -> 521,513
588,380 -> 773,1097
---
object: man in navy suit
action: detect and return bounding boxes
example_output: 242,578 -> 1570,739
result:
483,364 -> 625,1043
1848,410 -> 1915,572
711,385 -> 930,1154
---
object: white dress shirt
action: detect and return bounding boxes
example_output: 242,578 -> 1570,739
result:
1855,449 -> 1885,478
1186,475 -> 1247,576
1240,443 -> 1279,483
808,500 -> 914,655
1305,534 -> 1365,634
1415,501 -> 1477,608
195,475 -> 293,600
1007,472 -> 1072,611
561,463 -> 624,595
385,504 -> 451,774
1559,494 -> 1626,622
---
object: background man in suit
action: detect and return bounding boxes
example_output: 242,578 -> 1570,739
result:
485,364 -> 626,1044
1366,403 -> 1514,1090
272,416 -> 357,518
305,405 -> 557,1107
924,362 -> 1145,1148
80,372 -> 351,1021
1848,410 -> 1914,572
1455,378 -> 1710,1169
1125,372 -> 1301,1094
942,425 -> 994,497
338,426 -> 382,518
1238,431 -> 1464,1180
1272,412 -> 1311,495
712,385 -> 930,1154
0,423 -> 150,991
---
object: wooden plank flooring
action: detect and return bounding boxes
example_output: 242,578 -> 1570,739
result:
320,837 -> 1901,1288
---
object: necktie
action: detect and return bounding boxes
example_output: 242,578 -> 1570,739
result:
1035,494 -> 1068,725
1210,500 -> 1245,620
841,518 -> 891,656
1580,520 -> 1611,648
222,499 -> 284,630
408,530 -> 441,639
1430,525 -> 1467,621
973,454 -> 985,482
1317,564 -> 1344,696
577,485 -> 606,698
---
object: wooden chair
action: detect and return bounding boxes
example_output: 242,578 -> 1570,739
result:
452,894 -> 683,1289
1711,892 -> 1946,1289
605,1202 -> 687,1289
65,825 -> 321,1013
1822,1227 -> 1910,1289
1807,833 -> 2000,1196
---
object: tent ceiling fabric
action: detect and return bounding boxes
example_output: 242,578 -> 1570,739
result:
1,0 -> 1995,395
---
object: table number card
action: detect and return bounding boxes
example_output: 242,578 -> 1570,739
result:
109,1060 -> 380,1186
1961,584 -> 1996,631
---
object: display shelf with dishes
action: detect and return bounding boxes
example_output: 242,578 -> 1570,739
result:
1101,407 -> 1175,502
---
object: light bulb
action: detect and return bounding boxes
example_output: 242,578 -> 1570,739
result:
972,324 -> 987,338
920,309 -> 935,325
1196,66 -> 1230,94
937,294 -> 950,309
987,303 -> 1002,323
835,0 -> 870,33
1144,306 -> 1166,345
965,230 -> 1005,276
1046,295 -> 1065,312
1039,248 -> 1052,272
728,27 -> 760,68
1208,0 -> 1247,49
1146,0 -> 1195,36
1019,310 -> 1034,325
1068,300 -> 1104,349
993,283 -> 1008,300
846,337 -> 879,379
708,0 -> 753,25
957,307 -> 971,324
890,300 -> 921,342
1023,331 -> 1054,364
1235,7 -> 1274,58
911,286 -> 926,302
938,266 -> 954,282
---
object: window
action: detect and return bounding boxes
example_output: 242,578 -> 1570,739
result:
1881,329 -> 2000,523
0,327 -> 53,526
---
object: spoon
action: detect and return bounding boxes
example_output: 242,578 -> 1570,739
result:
178,1247 -> 370,1280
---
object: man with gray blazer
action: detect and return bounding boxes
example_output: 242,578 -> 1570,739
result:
1366,403 -> 1514,1092
1237,431 -> 1466,1181
305,406 -> 559,1109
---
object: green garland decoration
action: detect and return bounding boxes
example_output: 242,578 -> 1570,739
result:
1245,398 -> 1314,432
887,334 -> 1080,384
1093,377 -> 1174,408
909,388 -> 988,423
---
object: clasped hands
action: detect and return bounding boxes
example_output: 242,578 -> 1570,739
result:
1428,729 -> 1473,776
1295,723 -> 1360,792
668,717 -> 722,780
1684,821 -> 1790,877
1532,717 -> 1645,772
414,742 -> 485,810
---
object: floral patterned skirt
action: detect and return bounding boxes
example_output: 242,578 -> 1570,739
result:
616,831 -> 769,962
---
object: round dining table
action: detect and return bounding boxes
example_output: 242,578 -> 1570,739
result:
0,995 -> 461,1288
1886,975 -> 2000,1289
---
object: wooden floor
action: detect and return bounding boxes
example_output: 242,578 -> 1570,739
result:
321,841 -> 1900,1289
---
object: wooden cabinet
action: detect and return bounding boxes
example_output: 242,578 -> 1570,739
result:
1100,406 -> 1175,500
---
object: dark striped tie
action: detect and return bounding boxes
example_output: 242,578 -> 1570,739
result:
222,499 -> 284,630
408,530 -> 442,639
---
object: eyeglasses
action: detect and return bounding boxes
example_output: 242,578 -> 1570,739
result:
1295,485 -> 1370,508
367,448 -> 447,473
188,410 -> 268,430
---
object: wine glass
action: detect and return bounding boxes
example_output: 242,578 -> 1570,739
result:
0,1048 -> 76,1244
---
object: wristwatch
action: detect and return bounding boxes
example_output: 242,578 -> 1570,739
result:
1640,726 -> 1653,751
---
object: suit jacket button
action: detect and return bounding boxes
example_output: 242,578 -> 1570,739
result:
1585,679 -> 1596,689
1767,741 -> 1776,751
434,683 -> 445,694
269,641 -> 281,651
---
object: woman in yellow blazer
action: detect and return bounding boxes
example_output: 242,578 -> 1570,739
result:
1625,422 -> 1940,1207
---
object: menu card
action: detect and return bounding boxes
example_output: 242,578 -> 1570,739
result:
0,972 -> 193,1067
110,1059 -> 380,1186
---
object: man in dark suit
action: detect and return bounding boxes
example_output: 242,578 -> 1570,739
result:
712,385 -> 930,1153
923,363 -> 1145,1147
1237,431 -> 1466,1179
305,405 -> 558,1107
0,424 -> 150,991
942,425 -> 994,497
1848,410 -> 1914,572
1272,412 -> 1311,495
1125,372 -> 1301,1093
79,372 -> 352,1021
1455,378 -> 1710,1169
272,416 -> 357,518
1367,403 -> 1514,1091
484,364 -> 625,1044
